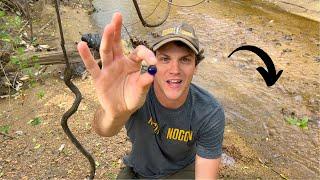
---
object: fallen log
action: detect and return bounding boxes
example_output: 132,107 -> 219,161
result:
2,48 -> 81,74
1,44 -> 100,75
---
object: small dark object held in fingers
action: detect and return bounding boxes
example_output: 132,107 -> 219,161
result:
141,64 -> 157,75
148,65 -> 157,75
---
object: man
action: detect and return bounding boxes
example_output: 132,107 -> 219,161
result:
77,12 -> 225,179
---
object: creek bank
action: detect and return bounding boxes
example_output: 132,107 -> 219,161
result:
0,0 -> 319,179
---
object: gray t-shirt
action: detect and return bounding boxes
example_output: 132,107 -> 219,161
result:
124,83 -> 225,178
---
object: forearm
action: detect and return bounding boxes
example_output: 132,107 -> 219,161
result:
195,155 -> 220,179
92,106 -> 132,137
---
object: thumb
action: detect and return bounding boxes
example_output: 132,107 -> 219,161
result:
137,71 -> 155,93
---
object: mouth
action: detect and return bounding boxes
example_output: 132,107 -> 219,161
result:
166,79 -> 183,88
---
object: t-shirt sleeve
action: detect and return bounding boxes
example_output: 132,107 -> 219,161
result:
196,107 -> 225,159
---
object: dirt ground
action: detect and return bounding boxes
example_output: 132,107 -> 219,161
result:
0,0 -> 319,179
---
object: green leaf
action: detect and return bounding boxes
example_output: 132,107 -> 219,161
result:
29,79 -> 37,87
0,32 -> 11,42
10,56 -> 20,65
286,117 -> 297,125
286,116 -> 309,129
299,117 -> 308,129
0,125 -> 10,134
0,11 -> 5,18
31,55 -> 39,62
27,117 -> 42,126
34,63 -> 40,70
36,90 -> 45,99
14,16 -> 22,26
17,47 -> 25,55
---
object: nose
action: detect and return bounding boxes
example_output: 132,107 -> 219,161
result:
169,60 -> 180,74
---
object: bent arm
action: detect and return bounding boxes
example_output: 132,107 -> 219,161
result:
195,155 -> 220,179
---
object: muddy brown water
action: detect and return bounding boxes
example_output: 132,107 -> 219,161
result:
92,0 -> 319,178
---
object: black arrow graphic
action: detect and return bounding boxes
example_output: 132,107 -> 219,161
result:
228,45 -> 283,86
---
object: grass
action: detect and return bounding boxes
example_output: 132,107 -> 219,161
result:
0,125 -> 10,134
36,90 -> 45,99
27,117 -> 42,126
105,172 -> 117,180
286,116 -> 309,129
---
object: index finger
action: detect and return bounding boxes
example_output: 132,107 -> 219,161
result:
77,41 -> 100,79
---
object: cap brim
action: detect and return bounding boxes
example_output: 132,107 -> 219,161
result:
152,37 -> 199,54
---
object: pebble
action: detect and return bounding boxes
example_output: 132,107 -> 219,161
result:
15,131 -> 24,136
58,144 -> 65,152
294,95 -> 303,103
282,48 -> 292,53
221,153 -> 236,167
284,34 -> 293,41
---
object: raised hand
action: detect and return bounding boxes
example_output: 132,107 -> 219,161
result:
77,12 -> 157,120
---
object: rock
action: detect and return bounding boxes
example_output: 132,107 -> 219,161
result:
221,153 -> 236,167
294,95 -> 303,103
15,131 -> 24,136
282,48 -> 292,53
314,56 -> 320,62
309,98 -> 315,104
268,129 -> 276,136
284,34 -> 293,41
58,144 -> 65,152
39,45 -> 50,49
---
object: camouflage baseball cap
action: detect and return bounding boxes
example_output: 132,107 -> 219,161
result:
151,23 -> 200,55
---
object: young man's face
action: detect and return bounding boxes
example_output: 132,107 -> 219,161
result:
153,41 -> 197,108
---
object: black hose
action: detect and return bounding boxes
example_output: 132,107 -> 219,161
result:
53,0 -> 96,179
132,0 -> 172,27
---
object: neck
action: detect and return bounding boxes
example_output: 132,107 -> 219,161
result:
153,84 -> 189,109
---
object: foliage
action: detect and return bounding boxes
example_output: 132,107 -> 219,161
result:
0,10 -> 40,89
0,10 -> 23,51
36,90 -> 45,99
27,117 -> 42,126
286,116 -> 309,129
105,172 -> 117,179
0,125 -> 10,134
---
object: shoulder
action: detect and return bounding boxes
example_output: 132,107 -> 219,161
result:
189,83 -> 223,112
189,83 -> 225,127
